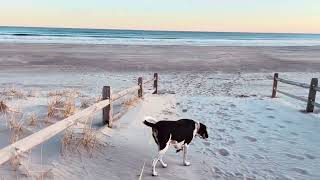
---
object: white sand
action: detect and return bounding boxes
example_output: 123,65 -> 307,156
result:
0,43 -> 319,179
0,71 -> 319,179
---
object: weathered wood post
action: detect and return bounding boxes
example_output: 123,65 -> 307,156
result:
271,73 -> 279,98
102,86 -> 113,127
153,73 -> 158,94
138,77 -> 143,98
306,78 -> 318,112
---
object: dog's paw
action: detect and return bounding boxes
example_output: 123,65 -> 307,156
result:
162,163 -> 168,168
152,172 -> 158,176
184,161 -> 191,166
176,149 -> 182,153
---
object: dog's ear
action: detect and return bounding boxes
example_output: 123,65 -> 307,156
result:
199,123 -> 209,139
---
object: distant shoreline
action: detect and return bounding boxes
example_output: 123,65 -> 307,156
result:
1,25 -> 320,35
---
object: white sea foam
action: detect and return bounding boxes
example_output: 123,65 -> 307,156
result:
2,35 -> 320,46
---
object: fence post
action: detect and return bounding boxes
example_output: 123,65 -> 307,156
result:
306,78 -> 318,112
138,77 -> 143,98
153,73 -> 158,94
271,73 -> 279,98
102,86 -> 113,127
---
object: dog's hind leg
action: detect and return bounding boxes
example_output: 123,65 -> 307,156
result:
183,144 -> 191,166
159,157 -> 167,168
152,134 -> 171,176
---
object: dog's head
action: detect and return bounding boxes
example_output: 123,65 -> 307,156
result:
197,123 -> 208,139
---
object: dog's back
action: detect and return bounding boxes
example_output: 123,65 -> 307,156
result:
144,118 -> 196,144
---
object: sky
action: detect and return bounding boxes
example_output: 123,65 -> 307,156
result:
0,0 -> 319,33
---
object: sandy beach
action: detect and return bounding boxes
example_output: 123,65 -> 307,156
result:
1,44 -> 320,72
0,43 -> 319,179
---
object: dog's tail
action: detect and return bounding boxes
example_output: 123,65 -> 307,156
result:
143,116 -> 157,128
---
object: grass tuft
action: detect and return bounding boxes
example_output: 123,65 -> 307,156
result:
63,97 -> 76,118
80,98 -> 90,109
0,100 -> 8,113
28,113 -> 37,126
9,113 -> 25,144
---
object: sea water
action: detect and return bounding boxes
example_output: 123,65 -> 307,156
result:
1,26 -> 320,46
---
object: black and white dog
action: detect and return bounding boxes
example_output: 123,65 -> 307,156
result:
143,116 -> 208,176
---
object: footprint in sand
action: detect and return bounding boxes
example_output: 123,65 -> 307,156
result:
290,168 -> 309,175
243,136 -> 257,142
283,120 -> 293,124
266,107 -> 274,111
267,115 -> 275,119
225,140 -> 236,145
217,128 -> 226,132
258,148 -> 269,154
233,119 -> 242,123
235,126 -> 245,132
260,125 -> 268,129
203,141 -> 211,146
277,124 -> 286,129
218,148 -> 230,156
253,154 -> 265,159
288,140 -> 297,145
290,132 -> 299,136
239,154 -> 247,159
206,148 -> 216,155
286,154 -> 304,160
247,119 -> 255,123
258,130 -> 266,134
305,154 -> 316,160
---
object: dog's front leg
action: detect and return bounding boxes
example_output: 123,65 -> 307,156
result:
183,144 -> 191,166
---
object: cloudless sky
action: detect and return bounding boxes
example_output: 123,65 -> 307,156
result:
0,0 -> 319,33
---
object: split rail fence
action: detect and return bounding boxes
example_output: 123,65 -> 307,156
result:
271,73 -> 319,112
0,73 -> 159,165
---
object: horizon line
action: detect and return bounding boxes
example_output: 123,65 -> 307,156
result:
1,25 -> 320,35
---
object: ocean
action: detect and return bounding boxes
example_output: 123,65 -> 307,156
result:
0,26 -> 320,46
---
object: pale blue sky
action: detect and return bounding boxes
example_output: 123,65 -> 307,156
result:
0,0 -> 319,33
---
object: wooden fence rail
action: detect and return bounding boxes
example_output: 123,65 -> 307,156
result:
0,73 -> 159,165
271,73 -> 319,112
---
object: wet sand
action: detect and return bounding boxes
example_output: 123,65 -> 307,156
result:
0,43 -> 320,72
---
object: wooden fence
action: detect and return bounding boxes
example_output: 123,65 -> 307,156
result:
271,73 -> 319,112
0,73 -> 159,165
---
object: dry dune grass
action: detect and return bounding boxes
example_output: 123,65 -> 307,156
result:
28,113 -> 38,127
61,117 -> 100,156
6,112 -> 26,170
0,100 -> 8,113
123,96 -> 140,108
80,97 -> 91,109
61,126 -> 74,155
27,88 -> 40,97
79,125 -> 97,154
1,87 -> 27,99
47,91 -> 77,119
95,95 -> 102,103
48,89 -> 80,98
63,97 -> 76,118
9,112 -> 25,144
47,90 -> 64,97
